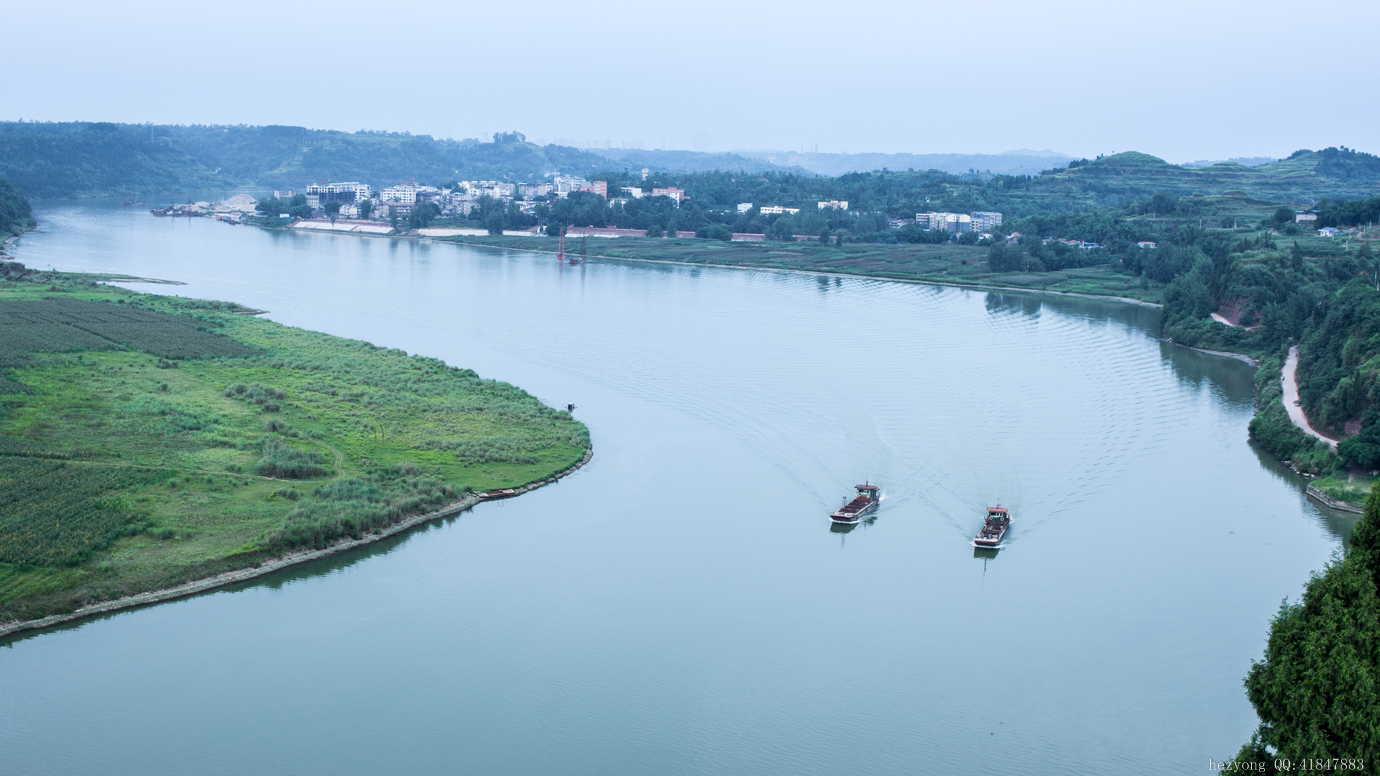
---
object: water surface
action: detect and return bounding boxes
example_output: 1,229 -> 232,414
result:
0,202 -> 1354,775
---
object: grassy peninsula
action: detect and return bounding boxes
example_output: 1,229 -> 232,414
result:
441,233 -> 1168,302
0,265 -> 589,628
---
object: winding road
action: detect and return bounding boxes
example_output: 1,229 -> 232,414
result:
1282,345 -> 1339,449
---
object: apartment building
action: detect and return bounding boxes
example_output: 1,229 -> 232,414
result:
305,182 -> 373,204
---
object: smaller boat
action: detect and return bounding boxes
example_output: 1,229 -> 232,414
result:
974,506 -> 1010,548
481,488 -> 519,499
831,483 -> 879,524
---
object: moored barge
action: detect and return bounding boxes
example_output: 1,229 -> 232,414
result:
831,483 -> 880,524
974,506 -> 1010,547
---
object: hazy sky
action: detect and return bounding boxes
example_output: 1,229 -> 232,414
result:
9,0 -> 1376,163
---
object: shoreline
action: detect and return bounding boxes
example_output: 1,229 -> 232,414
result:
0,447 -> 593,640
245,219 -> 1166,309
441,237 -> 1166,309
1165,339 -> 1260,366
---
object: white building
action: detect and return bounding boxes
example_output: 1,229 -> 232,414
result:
970,211 -> 1003,231
818,200 -> 848,210
305,182 -> 372,204
737,203 -> 754,213
554,176 -> 590,196
380,184 -> 418,205
651,187 -> 685,204
917,212 -> 972,232
518,182 -> 551,199
760,206 -> 800,216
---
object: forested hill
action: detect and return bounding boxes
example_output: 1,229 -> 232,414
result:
0,123 -> 631,197
1019,149 -> 1380,206
0,177 -> 36,239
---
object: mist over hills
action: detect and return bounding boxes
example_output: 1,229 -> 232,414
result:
722,149 -> 1078,177
0,121 -> 1376,209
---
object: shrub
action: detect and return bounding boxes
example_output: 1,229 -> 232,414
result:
253,436 -> 329,479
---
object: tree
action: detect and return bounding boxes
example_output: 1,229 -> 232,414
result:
388,206 -> 399,232
695,223 -> 732,241
1292,241 -> 1305,273
485,210 -> 504,235
324,201 -> 341,224
1274,206 -> 1296,226
645,224 -> 664,238
358,199 -> 373,220
819,227 -> 830,243
1240,484 -> 1380,762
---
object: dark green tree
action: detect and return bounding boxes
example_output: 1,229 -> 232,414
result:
1240,483 -> 1380,762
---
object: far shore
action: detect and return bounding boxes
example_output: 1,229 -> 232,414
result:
438,235 -> 1168,309
236,217 -> 1168,310
0,447 -> 593,641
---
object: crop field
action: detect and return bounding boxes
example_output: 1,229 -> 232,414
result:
445,234 -> 1168,303
0,278 -> 590,624
0,460 -> 153,566
0,298 -> 256,364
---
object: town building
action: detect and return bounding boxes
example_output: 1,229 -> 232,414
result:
577,181 -> 608,198
1137,241 -> 1157,249
818,200 -> 848,210
970,211 -> 1003,231
916,212 -> 972,232
1319,227 -> 1343,237
554,176 -> 590,196
380,184 -> 418,205
737,203 -> 753,213
651,187 -> 686,204
759,206 -> 800,216
305,182 -> 372,204
518,182 -> 551,199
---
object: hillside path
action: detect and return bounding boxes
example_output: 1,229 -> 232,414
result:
1283,345 -> 1339,450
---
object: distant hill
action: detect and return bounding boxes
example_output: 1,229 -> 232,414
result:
0,123 -> 645,198
1018,149 -> 1380,207
584,148 -> 799,175
1182,156 -> 1277,168
729,149 -> 1078,177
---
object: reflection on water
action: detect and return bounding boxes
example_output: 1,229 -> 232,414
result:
0,199 -> 1358,776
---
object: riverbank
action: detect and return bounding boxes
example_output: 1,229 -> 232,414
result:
439,233 -> 1169,304
0,447 -> 591,640
0,271 -> 591,629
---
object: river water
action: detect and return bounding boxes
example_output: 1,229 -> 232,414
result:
0,202 -> 1357,775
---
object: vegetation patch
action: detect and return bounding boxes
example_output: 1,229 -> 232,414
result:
0,459 -> 153,566
0,273 -> 589,624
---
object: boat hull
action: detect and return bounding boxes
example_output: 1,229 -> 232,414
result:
973,523 -> 1009,547
830,499 -> 878,524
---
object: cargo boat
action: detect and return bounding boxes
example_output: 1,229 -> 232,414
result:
831,483 -> 880,524
974,506 -> 1010,547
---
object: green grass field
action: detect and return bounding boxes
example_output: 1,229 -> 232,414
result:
0,274 -> 589,624
444,234 -> 1169,303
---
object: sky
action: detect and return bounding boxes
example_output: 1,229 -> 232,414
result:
8,0 -> 1377,163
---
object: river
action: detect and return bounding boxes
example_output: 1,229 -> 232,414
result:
0,201 -> 1357,775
